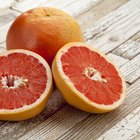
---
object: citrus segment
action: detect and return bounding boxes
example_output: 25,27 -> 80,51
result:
0,50 -> 52,121
52,42 -> 126,113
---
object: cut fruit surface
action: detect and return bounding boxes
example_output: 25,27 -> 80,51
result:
52,42 -> 126,113
0,49 -> 52,121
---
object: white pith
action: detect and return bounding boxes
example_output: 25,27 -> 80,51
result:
56,42 -> 126,111
0,49 -> 52,114
84,67 -> 107,83
1,75 -> 28,89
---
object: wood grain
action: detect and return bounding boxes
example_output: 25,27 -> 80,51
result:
0,22 -> 13,43
120,54 -> 140,84
0,0 -> 140,140
107,53 -> 129,68
19,79 -> 140,140
97,106 -> 140,140
19,106 -> 89,140
0,0 -> 15,9
61,0 -> 103,17
133,132 -> 140,140
113,32 -> 140,59
0,0 -> 139,139
0,47 -> 6,53
0,0 -> 102,43
77,0 -> 129,31
84,0 -> 140,54
39,0 -> 76,10
12,0 -> 102,15
0,42 -> 6,48
0,90 -> 65,140
0,9 -> 19,28
11,0 -> 48,12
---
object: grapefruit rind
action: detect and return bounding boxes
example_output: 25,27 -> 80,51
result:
0,49 -> 53,121
6,7 -> 84,66
52,42 -> 126,113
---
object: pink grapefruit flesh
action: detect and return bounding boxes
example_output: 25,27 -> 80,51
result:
52,42 -> 126,113
0,49 -> 52,121
61,46 -> 122,105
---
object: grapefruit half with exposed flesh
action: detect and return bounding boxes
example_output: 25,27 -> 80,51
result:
0,50 -> 52,121
52,42 -> 126,113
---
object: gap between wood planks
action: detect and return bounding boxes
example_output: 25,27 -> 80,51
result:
97,106 -> 140,140
0,0 -> 129,44
77,0 -> 129,31
19,79 -> 140,140
112,31 -> 140,60
1,0 -> 112,137
0,0 -> 139,137
18,0 -> 140,138
11,0 -> 103,15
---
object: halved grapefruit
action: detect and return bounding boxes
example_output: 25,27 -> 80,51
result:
52,42 -> 126,113
0,49 -> 52,121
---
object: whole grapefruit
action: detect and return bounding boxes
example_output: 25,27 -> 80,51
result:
6,7 -> 84,66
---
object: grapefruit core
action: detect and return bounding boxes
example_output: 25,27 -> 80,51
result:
6,7 -> 84,66
52,42 -> 126,113
0,50 -> 52,121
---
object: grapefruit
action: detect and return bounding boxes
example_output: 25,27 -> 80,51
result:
6,7 -> 84,66
52,42 -> 126,113
0,49 -> 52,121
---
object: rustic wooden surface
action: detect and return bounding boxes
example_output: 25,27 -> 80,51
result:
0,0 -> 140,140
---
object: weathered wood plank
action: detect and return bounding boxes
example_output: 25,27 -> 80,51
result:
133,132 -> 140,140
0,47 -> 6,54
0,42 -> 6,48
19,79 -> 140,140
126,83 -> 129,88
55,79 -> 140,140
0,22 -> 13,43
0,0 -> 15,9
84,0 -> 140,54
1,0 -> 102,43
11,0 -> 48,12
0,9 -> 20,28
12,0 -> 103,18
0,0 -> 138,139
120,54 -> 140,84
77,0 -> 129,31
61,0 -> 103,17
39,0 -> 76,10
107,53 -> 129,68
97,106 -> 140,140
12,0 -> 102,15
0,0 -> 134,48
112,32 -> 140,59
0,9 -> 20,44
0,90 -> 65,140
19,106 -> 89,140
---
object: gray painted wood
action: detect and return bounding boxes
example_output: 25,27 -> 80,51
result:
113,32 -> 140,59
84,0 -> 140,54
19,79 -> 140,140
0,9 -> 19,28
107,53 -> 129,67
0,0 -> 139,140
120,54 -> 140,84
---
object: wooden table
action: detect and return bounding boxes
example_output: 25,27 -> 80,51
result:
0,0 -> 140,140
